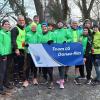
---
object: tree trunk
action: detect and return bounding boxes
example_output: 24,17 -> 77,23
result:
61,0 -> 70,21
74,0 -> 95,20
8,0 -> 29,24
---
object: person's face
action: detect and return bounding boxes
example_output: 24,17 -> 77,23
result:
71,22 -> 78,29
48,25 -> 53,31
33,16 -> 39,23
83,28 -> 88,35
42,25 -> 48,33
31,26 -> 36,32
57,22 -> 63,28
18,17 -> 25,26
93,27 -> 99,32
2,22 -> 11,31
84,22 -> 91,29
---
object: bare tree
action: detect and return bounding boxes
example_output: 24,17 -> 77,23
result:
74,0 -> 95,19
8,0 -> 30,24
47,0 -> 70,22
0,0 -> 9,13
0,0 -> 16,22
48,0 -> 63,22
61,0 -> 70,21
92,0 -> 100,25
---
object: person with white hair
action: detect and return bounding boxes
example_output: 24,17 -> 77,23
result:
11,15 -> 26,87
65,18 -> 83,84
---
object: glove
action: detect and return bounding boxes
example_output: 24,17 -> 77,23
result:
63,41 -> 66,44
47,40 -> 54,45
91,48 -> 94,54
25,43 -> 29,47
22,42 -> 25,47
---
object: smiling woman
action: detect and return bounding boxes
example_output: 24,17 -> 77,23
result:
0,20 -> 12,95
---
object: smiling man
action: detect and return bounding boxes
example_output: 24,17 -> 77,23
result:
11,15 -> 26,87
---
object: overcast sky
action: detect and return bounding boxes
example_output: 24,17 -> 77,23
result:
24,0 -> 36,19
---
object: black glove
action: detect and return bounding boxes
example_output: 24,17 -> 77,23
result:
47,40 -> 54,45
25,43 -> 29,47
63,41 -> 66,44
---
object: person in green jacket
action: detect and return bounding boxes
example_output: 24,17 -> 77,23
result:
54,22 -> 72,43
33,15 -> 42,34
23,23 -> 41,87
25,15 -> 42,34
0,20 -> 12,95
65,18 -> 83,84
40,22 -> 55,43
74,27 -> 89,84
54,21 -> 72,89
40,23 -> 54,89
92,25 -> 100,85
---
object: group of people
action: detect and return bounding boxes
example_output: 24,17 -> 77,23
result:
0,15 -> 100,95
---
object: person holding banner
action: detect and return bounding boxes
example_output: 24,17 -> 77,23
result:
23,22 -> 41,87
54,21 -> 72,89
11,15 -> 26,87
40,22 -> 55,89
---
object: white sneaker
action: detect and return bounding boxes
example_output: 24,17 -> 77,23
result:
56,80 -> 60,84
86,79 -> 92,85
23,80 -> 29,87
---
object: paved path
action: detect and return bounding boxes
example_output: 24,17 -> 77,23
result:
0,67 -> 100,100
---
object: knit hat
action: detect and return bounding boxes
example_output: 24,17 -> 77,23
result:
42,22 -> 48,27
30,22 -> 37,28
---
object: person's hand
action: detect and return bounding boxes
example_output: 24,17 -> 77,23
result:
63,41 -> 66,44
2,57 -> 7,61
92,48 -> 94,54
22,42 -> 25,47
25,43 -> 29,47
84,58 -> 86,63
15,49 -> 20,56
47,40 -> 54,45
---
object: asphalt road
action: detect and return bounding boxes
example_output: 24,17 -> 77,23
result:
0,67 -> 100,100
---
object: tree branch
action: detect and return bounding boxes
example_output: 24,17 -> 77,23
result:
73,0 -> 82,12
88,0 -> 95,13
0,0 -> 9,13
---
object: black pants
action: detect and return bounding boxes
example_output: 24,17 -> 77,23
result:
42,67 -> 53,82
5,54 -> 13,83
85,54 -> 93,80
13,50 -> 25,82
0,56 -> 7,91
58,67 -> 65,79
24,54 -> 37,80
76,65 -> 85,77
